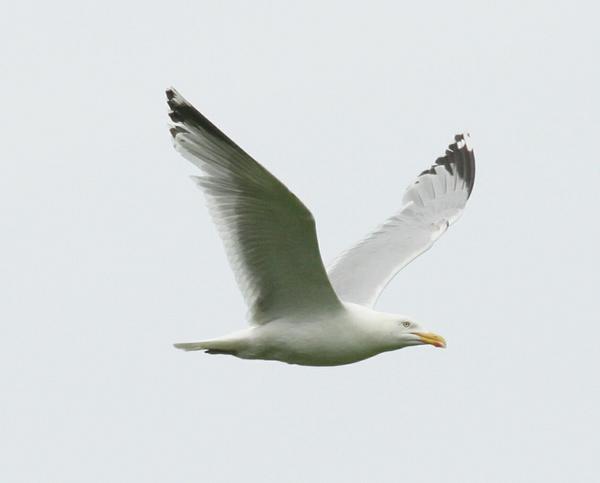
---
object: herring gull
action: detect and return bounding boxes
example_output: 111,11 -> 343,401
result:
167,88 -> 475,366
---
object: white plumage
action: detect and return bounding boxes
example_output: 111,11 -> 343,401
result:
167,88 -> 475,366
328,135 -> 474,308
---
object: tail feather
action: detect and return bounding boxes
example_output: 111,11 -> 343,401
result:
173,342 -> 209,352
173,338 -> 240,356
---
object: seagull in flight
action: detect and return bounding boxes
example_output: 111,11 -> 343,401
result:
167,88 -> 475,366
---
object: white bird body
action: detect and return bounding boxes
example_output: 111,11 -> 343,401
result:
182,303 -> 427,366
166,88 -> 474,366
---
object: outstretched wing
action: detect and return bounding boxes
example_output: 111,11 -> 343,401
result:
167,88 -> 342,323
327,134 -> 475,308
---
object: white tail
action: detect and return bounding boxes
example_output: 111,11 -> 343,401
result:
173,341 -> 209,352
173,333 -> 247,355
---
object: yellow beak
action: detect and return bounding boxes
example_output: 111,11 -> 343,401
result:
412,332 -> 447,348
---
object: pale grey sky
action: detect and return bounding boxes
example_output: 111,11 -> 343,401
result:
1,1 -> 599,482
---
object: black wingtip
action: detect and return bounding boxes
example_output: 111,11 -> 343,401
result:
418,133 -> 476,197
165,88 -> 198,126
419,166 -> 437,176
169,125 -> 189,139
164,88 -> 250,154
168,110 -> 182,122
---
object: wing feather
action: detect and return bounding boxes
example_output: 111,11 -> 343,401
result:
327,134 -> 475,308
167,88 -> 342,323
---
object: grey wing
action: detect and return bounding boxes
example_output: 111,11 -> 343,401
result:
167,88 -> 342,323
327,134 -> 475,308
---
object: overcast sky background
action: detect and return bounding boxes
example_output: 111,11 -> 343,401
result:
1,1 -> 599,482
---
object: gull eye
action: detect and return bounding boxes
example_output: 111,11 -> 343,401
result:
402,321 -> 411,328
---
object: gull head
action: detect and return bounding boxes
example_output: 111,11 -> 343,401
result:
388,317 -> 447,349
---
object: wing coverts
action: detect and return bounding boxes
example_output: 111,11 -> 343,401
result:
327,135 -> 475,308
167,89 -> 342,323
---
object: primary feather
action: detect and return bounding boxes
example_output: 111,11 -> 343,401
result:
167,88 -> 342,324
327,135 -> 475,307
